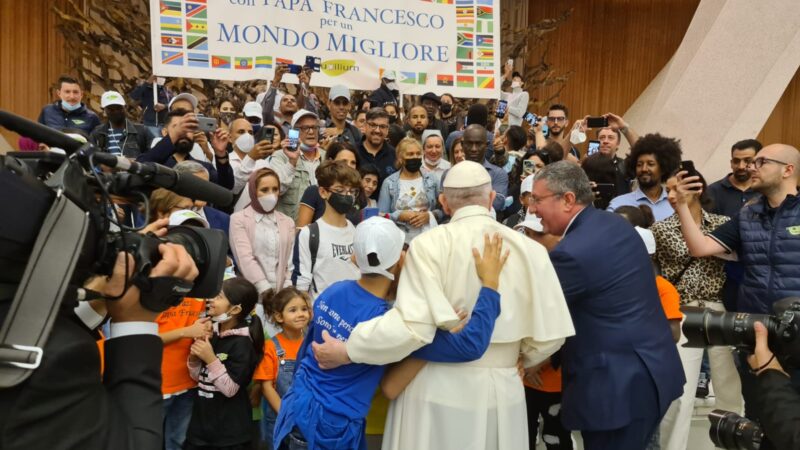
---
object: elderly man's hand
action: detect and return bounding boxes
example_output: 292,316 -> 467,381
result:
312,330 -> 351,369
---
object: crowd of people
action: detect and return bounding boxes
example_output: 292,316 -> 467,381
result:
12,61 -> 800,450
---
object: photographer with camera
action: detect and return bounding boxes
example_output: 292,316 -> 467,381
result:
0,242 -> 200,450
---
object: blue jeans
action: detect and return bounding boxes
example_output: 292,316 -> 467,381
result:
163,389 -> 195,450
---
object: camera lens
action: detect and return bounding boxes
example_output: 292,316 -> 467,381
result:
682,307 -> 775,348
708,409 -> 763,450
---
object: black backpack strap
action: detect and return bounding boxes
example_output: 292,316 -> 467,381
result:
308,221 -> 320,294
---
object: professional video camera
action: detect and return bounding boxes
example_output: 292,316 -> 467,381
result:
0,110 -> 233,388
707,409 -> 764,450
682,297 -> 800,369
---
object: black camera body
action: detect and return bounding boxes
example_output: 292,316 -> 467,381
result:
708,409 -> 763,450
682,298 -> 800,369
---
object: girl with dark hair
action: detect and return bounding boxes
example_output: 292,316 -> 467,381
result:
184,277 -> 265,450
255,287 -> 312,450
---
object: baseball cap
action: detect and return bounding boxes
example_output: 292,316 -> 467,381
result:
353,217 -> 406,280
100,91 -> 125,108
520,174 -> 534,194
168,92 -> 198,110
168,209 -> 209,229
514,212 -> 544,233
420,92 -> 441,105
382,70 -> 397,81
442,160 -> 491,188
328,85 -> 351,102
291,108 -> 319,128
243,101 -> 262,119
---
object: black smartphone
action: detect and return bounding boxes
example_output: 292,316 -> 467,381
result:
287,64 -> 303,75
255,126 -> 275,144
523,112 -> 538,127
586,116 -> 608,128
595,183 -> 616,199
523,159 -> 535,176
496,100 -> 508,119
682,160 -> 696,175
587,140 -> 600,156
305,56 -> 321,72
197,116 -> 218,133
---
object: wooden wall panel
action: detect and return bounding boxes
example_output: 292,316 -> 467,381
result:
0,0 -> 76,148
526,0 -> 799,149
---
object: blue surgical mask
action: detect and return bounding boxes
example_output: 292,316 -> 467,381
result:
61,101 -> 81,112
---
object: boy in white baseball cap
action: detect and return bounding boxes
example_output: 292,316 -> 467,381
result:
273,216 -> 509,449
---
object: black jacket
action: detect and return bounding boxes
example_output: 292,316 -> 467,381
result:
129,83 -> 171,127
754,369 -> 800,450
368,85 -> 398,108
37,101 -> 101,135
89,119 -> 151,158
0,306 -> 163,450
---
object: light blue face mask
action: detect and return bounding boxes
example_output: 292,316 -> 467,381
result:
61,101 -> 81,112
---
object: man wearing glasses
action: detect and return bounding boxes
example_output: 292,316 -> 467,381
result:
541,104 -> 579,159
674,143 -> 800,421
267,109 -> 326,220
356,108 -> 397,197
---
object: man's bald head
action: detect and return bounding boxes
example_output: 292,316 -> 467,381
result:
228,118 -> 253,148
462,124 -> 488,163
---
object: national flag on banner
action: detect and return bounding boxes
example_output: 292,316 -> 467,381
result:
160,16 -> 181,32
160,0 -> 181,16
255,56 -> 273,68
186,19 -> 208,34
475,60 -> 493,68
417,73 -> 427,85
161,33 -> 183,48
477,6 -> 493,20
478,49 -> 494,60
456,46 -> 473,60
477,76 -> 495,89
476,35 -> 493,48
212,55 -> 231,68
458,24 -> 474,33
457,33 -> 473,47
276,57 -> 293,65
185,2 -> 207,18
476,20 -> 494,33
456,7 -> 473,17
437,74 -> 454,87
161,51 -> 183,66
457,61 -> 473,74
477,68 -> 494,75
455,0 -> 472,4
457,75 -> 474,88
187,35 -> 208,51
476,0 -> 492,4
400,72 -> 417,84
457,18 -> 475,28
235,57 -> 253,70
187,53 -> 209,67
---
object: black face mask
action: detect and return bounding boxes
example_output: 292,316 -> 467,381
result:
328,192 -> 356,215
388,115 -> 398,124
174,138 -> 193,155
219,112 -> 236,125
440,103 -> 452,115
107,111 -> 126,126
404,158 -> 423,173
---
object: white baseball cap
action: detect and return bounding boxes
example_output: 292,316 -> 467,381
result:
168,92 -> 198,111
168,209 -> 209,229
520,174 -> 534,195
100,91 -> 125,108
242,101 -> 262,119
354,217 -> 406,280
382,70 -> 397,81
328,85 -> 351,102
514,212 -> 544,233
442,160 -> 491,188
291,108 -> 319,128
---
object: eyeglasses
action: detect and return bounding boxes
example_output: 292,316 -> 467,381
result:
748,157 -> 788,169
367,122 -> 389,131
297,125 -> 319,133
547,117 -> 567,123
328,187 -> 360,196
529,193 -> 560,205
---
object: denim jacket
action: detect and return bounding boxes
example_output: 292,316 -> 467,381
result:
377,171 -> 443,224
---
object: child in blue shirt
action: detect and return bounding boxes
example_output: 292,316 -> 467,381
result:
274,217 -> 510,450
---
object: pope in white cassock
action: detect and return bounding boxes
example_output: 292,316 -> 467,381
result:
313,160 -> 575,450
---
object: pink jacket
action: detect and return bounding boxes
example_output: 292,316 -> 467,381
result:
229,206 -> 295,291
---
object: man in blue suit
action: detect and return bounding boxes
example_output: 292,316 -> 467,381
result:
530,161 -> 684,449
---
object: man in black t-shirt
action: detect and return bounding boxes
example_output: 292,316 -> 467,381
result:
356,108 -> 396,197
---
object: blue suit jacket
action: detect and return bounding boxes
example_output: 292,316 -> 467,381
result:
550,206 -> 684,431
204,206 -> 230,238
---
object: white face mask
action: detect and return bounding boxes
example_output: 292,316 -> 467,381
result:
211,308 -> 236,323
235,133 -> 255,153
570,128 -> 587,145
61,101 -> 81,112
424,157 -> 440,167
258,194 -> 278,212
511,81 -> 522,90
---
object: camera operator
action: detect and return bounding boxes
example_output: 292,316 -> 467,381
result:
747,321 -> 800,450
0,239 -> 200,450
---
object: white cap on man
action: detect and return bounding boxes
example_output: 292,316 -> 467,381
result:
168,92 -> 198,110
168,209 -> 209,229
442,160 -> 491,188
243,101 -> 262,120
291,108 -> 319,128
514,213 -> 544,233
100,91 -> 125,108
354,217 -> 406,280
520,174 -> 534,195
328,85 -> 351,102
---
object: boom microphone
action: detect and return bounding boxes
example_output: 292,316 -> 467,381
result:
0,109 -> 83,153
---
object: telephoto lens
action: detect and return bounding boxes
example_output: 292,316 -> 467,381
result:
708,409 -> 763,450
682,306 -> 776,348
